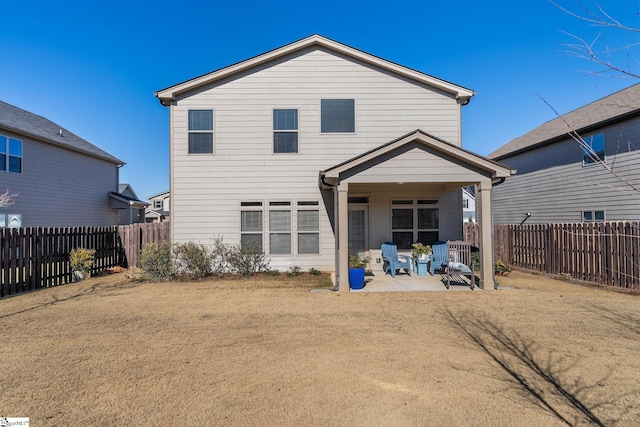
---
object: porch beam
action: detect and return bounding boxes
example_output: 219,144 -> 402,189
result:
477,180 -> 495,290
337,182 -> 350,292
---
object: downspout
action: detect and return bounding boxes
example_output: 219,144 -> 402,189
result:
492,177 -> 505,187
320,172 -> 340,291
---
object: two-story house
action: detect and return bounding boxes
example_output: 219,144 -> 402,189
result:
0,100 -> 146,227
145,190 -> 170,223
155,35 -> 512,291
488,83 -> 640,224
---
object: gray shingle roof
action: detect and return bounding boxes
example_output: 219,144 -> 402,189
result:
0,100 -> 124,165
488,83 -> 640,160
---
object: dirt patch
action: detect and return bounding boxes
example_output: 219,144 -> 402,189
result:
1,271 -> 638,426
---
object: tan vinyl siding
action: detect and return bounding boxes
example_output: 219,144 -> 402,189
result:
0,130 -> 119,227
343,146 -> 490,184
493,117 -> 640,223
170,47 -> 464,270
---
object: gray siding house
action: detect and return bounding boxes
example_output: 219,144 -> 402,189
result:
488,83 -> 640,224
155,35 -> 512,291
0,100 -> 145,227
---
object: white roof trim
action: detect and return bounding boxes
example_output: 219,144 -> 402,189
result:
155,35 -> 475,104
322,130 -> 514,181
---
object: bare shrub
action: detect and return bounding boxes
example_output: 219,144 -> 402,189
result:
139,241 -> 174,281
226,242 -> 269,277
173,242 -> 214,279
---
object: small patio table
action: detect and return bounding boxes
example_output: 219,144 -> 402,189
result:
413,256 -> 429,276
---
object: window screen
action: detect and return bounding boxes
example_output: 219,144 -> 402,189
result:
270,210 -> 291,254
188,110 -> 213,154
274,109 -> 298,153
321,99 -> 355,133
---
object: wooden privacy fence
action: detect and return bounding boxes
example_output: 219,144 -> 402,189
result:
1,222 -> 170,298
464,221 -> 640,289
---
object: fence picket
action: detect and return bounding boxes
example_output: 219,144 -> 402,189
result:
1,222 -> 170,298
462,221 -> 638,289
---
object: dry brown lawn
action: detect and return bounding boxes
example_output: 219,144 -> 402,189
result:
1,270 -> 639,426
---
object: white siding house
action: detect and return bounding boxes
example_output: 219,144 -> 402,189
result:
489,83 -> 640,224
155,35 -> 512,291
146,190 -> 170,223
462,187 -> 476,223
0,100 -> 146,227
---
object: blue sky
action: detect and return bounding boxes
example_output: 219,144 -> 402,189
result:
2,0 -> 639,200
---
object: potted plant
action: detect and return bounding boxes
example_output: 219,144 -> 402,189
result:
70,248 -> 96,282
494,260 -> 512,276
411,243 -> 432,259
348,253 -> 371,290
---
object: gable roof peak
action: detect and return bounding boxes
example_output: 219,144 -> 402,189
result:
155,36 -> 475,105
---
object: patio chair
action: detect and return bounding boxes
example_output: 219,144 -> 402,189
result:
429,241 -> 449,275
381,242 -> 412,278
445,240 -> 475,290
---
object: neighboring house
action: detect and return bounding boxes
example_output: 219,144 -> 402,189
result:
0,100 -> 147,227
145,190 -> 170,223
488,83 -> 640,224
110,183 -> 148,225
462,186 -> 476,223
155,35 -> 513,291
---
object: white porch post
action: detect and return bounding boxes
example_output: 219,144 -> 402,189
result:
477,180 -> 495,290
337,182 -> 350,292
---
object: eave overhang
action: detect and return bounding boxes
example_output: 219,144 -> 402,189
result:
155,35 -> 475,106
319,130 -> 515,189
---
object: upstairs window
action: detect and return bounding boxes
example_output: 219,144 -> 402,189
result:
153,200 -> 163,209
0,135 -> 22,173
583,133 -> 605,165
321,99 -> 355,133
188,110 -> 213,154
273,109 -> 298,153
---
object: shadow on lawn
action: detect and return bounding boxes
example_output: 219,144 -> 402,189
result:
582,302 -> 640,337
444,307 -> 634,426
0,278 -> 140,320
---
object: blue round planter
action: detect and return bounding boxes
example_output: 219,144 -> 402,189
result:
349,267 -> 365,289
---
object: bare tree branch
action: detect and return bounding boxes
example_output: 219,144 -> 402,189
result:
550,0 -> 640,78
549,0 -> 640,32
0,189 -> 18,208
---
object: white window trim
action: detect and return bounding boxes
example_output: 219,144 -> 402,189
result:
273,108 -> 299,154
240,201 -> 265,251
187,109 -> 215,155
390,199 -> 440,248
296,201 -> 320,256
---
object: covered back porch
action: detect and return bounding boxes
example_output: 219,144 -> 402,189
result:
319,130 -> 514,292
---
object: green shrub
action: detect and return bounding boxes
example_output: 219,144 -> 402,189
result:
494,260 -> 512,274
139,241 -> 174,280
286,266 -> 302,277
227,242 -> 269,277
265,268 -> 280,276
69,248 -> 96,276
173,242 -> 214,279
309,267 -> 321,276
